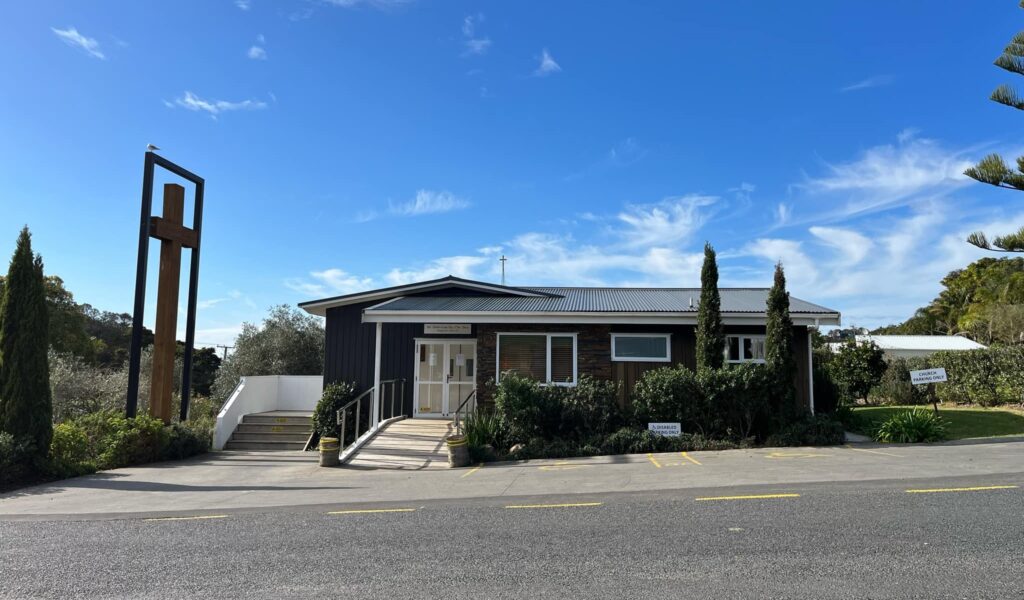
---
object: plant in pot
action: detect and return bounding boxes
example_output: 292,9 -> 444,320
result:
312,382 -> 357,467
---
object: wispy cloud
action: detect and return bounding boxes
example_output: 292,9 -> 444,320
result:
795,135 -> 974,220
461,14 -> 491,56
168,91 -> 268,117
840,75 -> 893,92
565,138 -> 647,180
616,195 -> 717,248
534,48 -> 561,77
286,268 -> 375,296
389,190 -> 470,216
235,0 -> 251,10
322,0 -> 412,9
248,46 -> 267,60
51,27 -> 105,60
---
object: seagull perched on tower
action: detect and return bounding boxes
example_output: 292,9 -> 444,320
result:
146,144 -> 160,153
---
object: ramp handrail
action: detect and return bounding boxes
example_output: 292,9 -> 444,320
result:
335,379 -> 407,450
452,388 -> 477,435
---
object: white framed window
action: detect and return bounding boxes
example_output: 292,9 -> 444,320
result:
496,333 -> 578,386
611,333 -> 671,362
726,335 -> 766,364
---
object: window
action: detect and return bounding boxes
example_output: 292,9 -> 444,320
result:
611,334 -> 671,362
726,335 -> 766,363
497,333 -> 577,385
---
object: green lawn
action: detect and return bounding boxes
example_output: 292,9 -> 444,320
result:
851,405 -> 1024,440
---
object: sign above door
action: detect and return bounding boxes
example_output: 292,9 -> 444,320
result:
424,323 -> 472,335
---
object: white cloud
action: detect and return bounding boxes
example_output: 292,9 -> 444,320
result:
235,0 -> 251,9
286,268 -> 375,296
616,195 -> 716,248
797,136 -> 974,219
322,0 -> 411,8
808,226 -> 873,265
840,75 -> 893,92
169,91 -> 268,117
51,27 -> 105,60
248,46 -> 267,60
385,256 -> 489,286
388,190 -> 470,217
461,14 -> 491,56
775,203 -> 792,226
534,48 -> 561,76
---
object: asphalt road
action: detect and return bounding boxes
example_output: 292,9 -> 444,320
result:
3,474 -> 1023,599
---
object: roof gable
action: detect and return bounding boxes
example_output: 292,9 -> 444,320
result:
297,276 -> 558,316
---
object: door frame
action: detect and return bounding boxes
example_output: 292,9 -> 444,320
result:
412,338 -> 477,419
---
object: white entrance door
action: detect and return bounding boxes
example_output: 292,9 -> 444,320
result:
414,340 -> 476,418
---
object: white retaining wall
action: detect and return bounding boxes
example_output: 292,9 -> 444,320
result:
213,375 -> 323,450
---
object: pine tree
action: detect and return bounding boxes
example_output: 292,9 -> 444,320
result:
964,6 -> 1024,252
765,262 -> 797,410
696,242 -> 724,370
0,227 -> 52,456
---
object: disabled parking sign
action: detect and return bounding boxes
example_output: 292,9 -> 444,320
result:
648,422 -> 682,437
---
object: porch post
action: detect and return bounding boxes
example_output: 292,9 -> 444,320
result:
807,329 -> 815,414
373,321 -> 383,427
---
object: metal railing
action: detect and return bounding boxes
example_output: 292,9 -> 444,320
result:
380,378 -> 406,421
452,388 -> 477,435
335,378 -> 406,451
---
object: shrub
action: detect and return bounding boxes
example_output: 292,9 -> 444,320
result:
0,432 -> 38,487
828,341 -> 887,403
874,408 -> 948,443
869,357 -> 930,406
631,363 -> 774,440
764,414 -> 845,447
161,422 -> 210,461
463,408 -> 507,457
94,413 -> 168,469
312,382 -> 358,438
493,373 -> 563,442
554,376 -> 622,438
47,422 -> 96,478
49,351 -> 128,422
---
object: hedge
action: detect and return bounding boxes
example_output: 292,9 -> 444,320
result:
870,346 -> 1024,407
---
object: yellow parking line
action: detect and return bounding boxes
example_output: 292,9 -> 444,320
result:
505,502 -> 603,509
144,514 -> 228,522
461,463 -> 484,478
646,453 -> 663,468
905,485 -> 1018,494
696,493 -> 800,501
681,451 -> 702,466
844,445 -> 900,457
327,508 -> 417,514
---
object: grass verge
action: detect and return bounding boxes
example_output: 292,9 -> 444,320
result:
851,405 -> 1024,440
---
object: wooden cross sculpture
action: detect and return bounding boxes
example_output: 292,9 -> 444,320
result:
148,184 -> 199,422
125,151 -> 205,424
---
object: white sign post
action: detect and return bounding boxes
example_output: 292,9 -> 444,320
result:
910,368 -> 947,414
648,422 -> 682,437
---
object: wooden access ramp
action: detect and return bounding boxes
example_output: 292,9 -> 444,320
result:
346,419 -> 454,470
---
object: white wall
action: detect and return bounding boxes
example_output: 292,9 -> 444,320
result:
213,375 -> 324,450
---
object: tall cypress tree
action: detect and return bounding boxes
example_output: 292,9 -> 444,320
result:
696,242 -> 724,370
765,262 -> 797,411
0,227 -> 52,456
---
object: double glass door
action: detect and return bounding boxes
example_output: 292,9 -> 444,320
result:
414,340 -> 476,418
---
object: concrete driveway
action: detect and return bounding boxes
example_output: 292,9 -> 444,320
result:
2,438 -> 1023,519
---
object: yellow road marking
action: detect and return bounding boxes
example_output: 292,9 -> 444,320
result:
505,502 -> 603,509
844,444 -> 900,457
905,485 -> 1018,494
681,451 -> 702,465
327,508 -> 417,514
461,463 -> 484,478
646,453 -> 663,468
765,451 -> 827,459
696,493 -> 801,501
144,514 -> 228,522
538,461 -> 588,471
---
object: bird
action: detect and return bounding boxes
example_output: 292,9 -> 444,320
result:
146,144 -> 160,152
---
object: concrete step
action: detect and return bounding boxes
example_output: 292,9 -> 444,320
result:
223,440 -> 308,451
242,414 -> 312,426
229,432 -> 310,443
235,423 -> 312,435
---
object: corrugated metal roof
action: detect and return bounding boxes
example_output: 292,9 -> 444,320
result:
367,288 -> 839,315
855,335 -> 987,351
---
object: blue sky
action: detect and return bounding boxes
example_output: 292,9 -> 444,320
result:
3,1 -> 1024,346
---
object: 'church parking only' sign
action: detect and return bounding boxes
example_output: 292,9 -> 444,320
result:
910,368 -> 948,385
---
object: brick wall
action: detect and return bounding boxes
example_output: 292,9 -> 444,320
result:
476,323 -> 612,403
